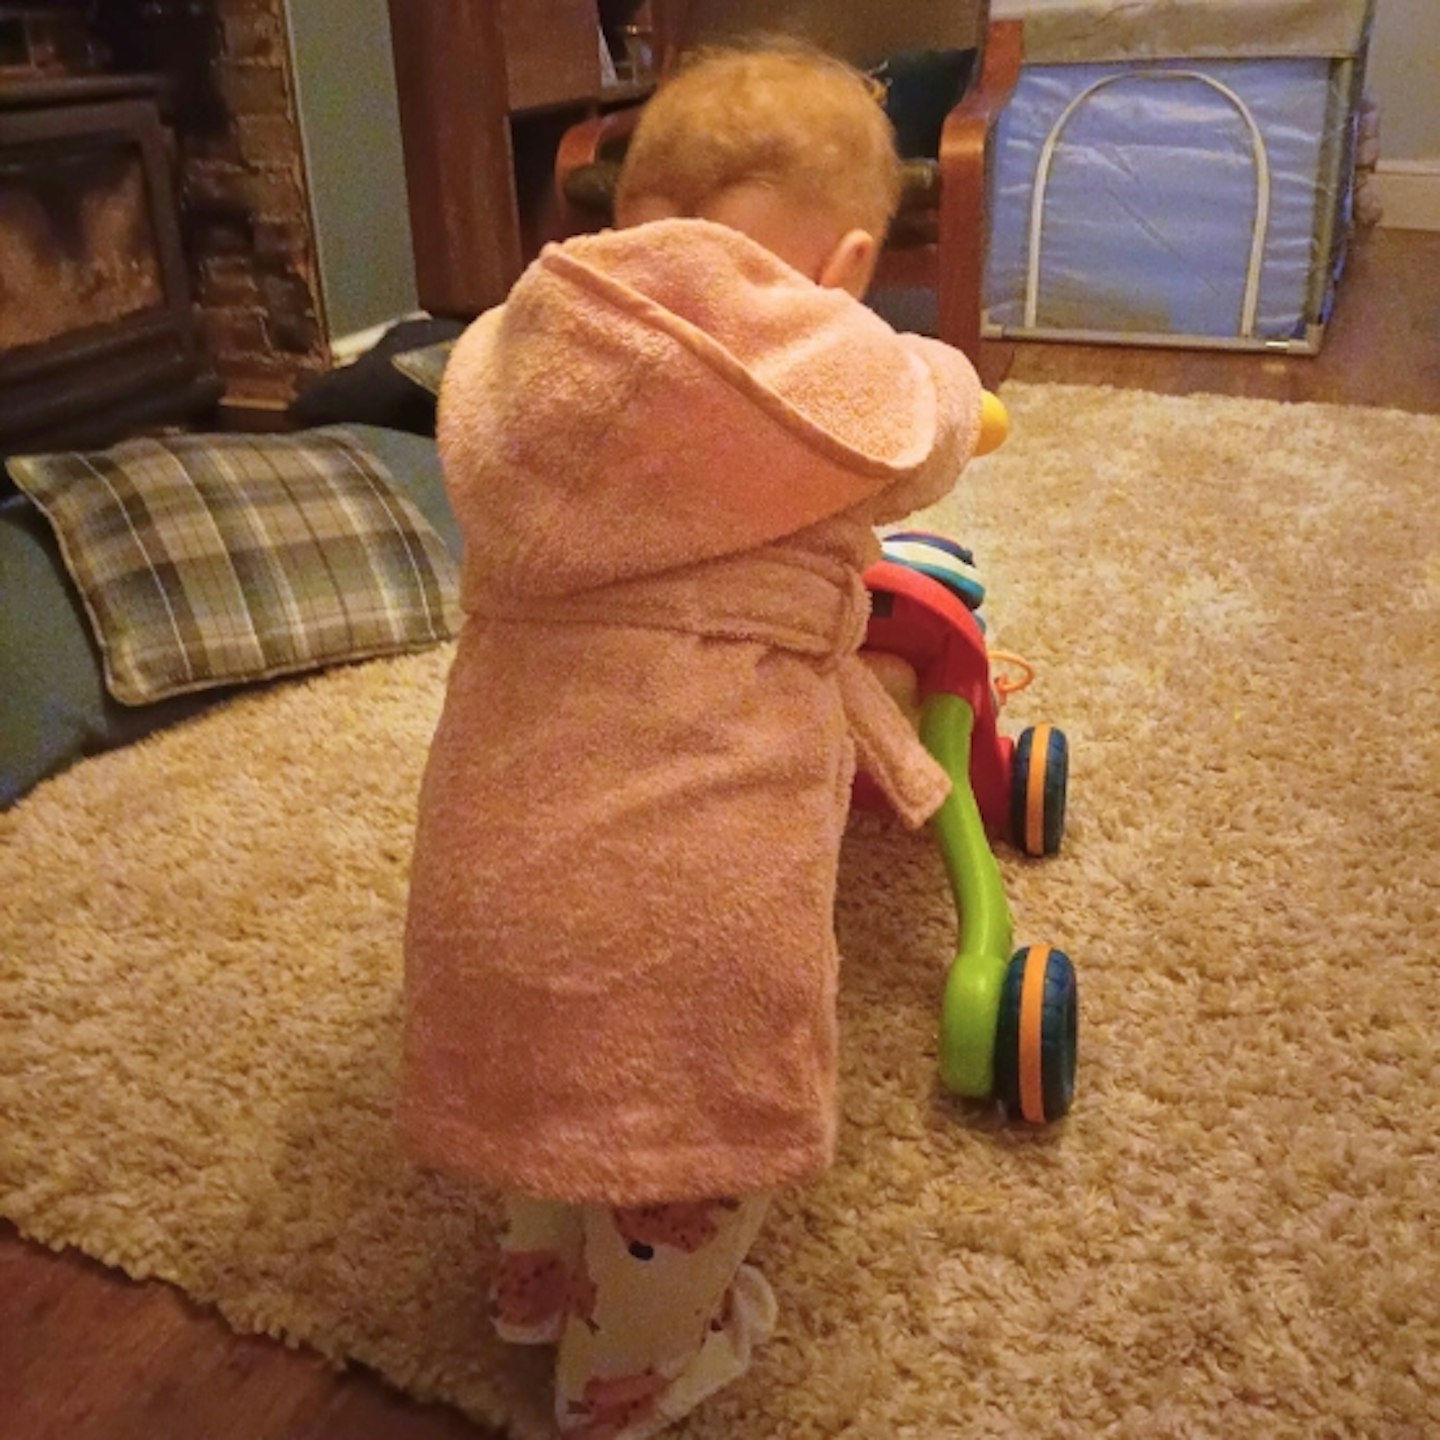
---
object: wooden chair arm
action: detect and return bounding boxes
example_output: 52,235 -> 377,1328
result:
554,104 -> 647,208
933,19 -> 1023,366
938,19 -> 1022,169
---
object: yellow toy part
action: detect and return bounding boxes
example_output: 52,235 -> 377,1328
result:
976,391 -> 1010,456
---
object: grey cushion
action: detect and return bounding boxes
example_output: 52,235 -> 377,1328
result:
8,427 -> 461,707
1,426 -> 456,807
391,340 -> 455,398
287,317 -> 465,435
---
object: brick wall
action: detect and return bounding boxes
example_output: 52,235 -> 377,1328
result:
100,0 -> 329,407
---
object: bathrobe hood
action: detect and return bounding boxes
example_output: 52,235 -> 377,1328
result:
438,218 -> 979,601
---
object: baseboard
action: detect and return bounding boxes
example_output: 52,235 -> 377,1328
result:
1374,160 -> 1440,232
327,311 -> 429,366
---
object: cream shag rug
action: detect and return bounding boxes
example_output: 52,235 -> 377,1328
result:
3,384 -> 1438,1438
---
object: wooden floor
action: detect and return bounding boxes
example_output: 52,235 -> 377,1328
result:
997,226 -> 1440,411
4,227 -> 1437,1440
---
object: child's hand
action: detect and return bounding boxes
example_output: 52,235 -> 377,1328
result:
860,650 -> 923,730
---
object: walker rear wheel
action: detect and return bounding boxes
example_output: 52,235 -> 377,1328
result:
994,944 -> 1077,1124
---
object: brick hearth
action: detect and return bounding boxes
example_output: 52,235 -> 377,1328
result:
99,0 -> 330,407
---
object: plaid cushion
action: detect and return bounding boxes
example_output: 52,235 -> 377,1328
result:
391,341 -> 454,397
8,427 -> 461,706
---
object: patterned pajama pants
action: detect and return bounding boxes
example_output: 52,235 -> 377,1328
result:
490,1193 -> 775,1439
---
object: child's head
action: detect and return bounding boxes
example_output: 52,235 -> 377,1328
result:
614,44 -> 901,297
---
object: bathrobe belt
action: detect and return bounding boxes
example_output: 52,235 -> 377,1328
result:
468,548 -> 951,828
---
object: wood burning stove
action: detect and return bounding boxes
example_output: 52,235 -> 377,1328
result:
0,61 -> 221,455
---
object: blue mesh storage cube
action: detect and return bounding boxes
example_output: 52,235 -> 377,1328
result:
983,0 -> 1375,352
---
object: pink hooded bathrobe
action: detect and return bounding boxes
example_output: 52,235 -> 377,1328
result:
400,219 -> 983,1207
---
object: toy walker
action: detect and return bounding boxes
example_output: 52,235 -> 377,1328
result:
858,397 -> 1078,1125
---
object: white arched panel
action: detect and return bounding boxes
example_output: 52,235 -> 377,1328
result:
1023,70 -> 1272,340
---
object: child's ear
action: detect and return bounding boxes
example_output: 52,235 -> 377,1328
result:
818,229 -> 879,297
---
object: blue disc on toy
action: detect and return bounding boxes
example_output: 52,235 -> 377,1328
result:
882,531 -> 976,566
880,533 -> 986,611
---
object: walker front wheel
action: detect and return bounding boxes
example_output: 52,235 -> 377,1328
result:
994,944 -> 1077,1124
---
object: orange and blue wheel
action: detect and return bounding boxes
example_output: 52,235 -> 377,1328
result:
994,944 -> 1077,1124
1011,724 -> 1068,857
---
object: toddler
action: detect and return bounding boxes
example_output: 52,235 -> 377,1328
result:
400,44 -> 987,1439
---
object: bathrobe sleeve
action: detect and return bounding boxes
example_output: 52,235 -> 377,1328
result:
868,335 -> 986,525
836,336 -> 984,828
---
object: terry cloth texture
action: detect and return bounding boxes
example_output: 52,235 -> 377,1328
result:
2,383 -> 1440,1440
7,428 -> 460,705
399,218 -> 985,1206
3,385 -> 1438,1440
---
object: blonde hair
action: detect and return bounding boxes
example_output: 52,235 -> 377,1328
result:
614,44 -> 901,241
